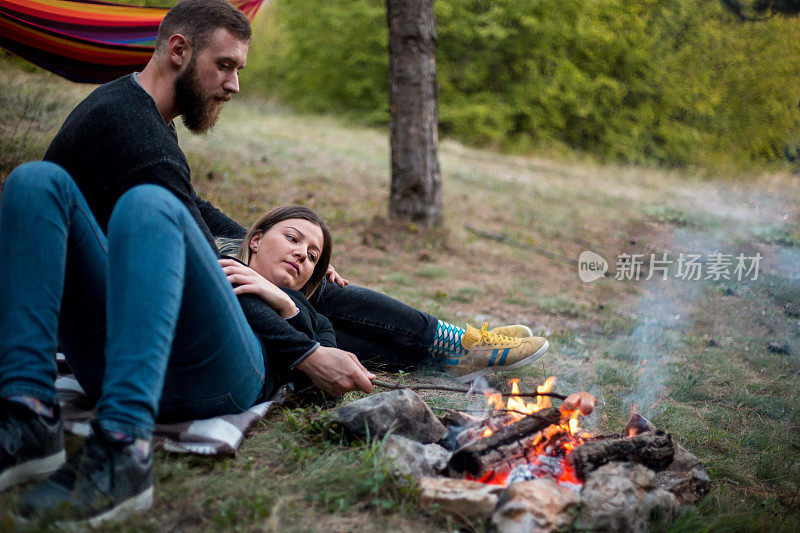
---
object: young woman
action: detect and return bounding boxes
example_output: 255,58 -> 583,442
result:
219,206 -> 337,354
218,206 -> 552,391
216,206 -> 600,419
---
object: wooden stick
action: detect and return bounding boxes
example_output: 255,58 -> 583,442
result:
430,406 -> 545,417
371,379 -> 568,401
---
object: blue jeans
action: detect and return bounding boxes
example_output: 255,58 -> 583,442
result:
0,162 -> 264,439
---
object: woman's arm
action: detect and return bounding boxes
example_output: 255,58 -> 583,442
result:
219,258 -> 374,396
314,313 -> 337,348
219,258 -> 298,318
284,289 -> 337,347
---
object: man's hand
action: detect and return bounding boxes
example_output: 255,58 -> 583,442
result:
219,258 -> 298,318
326,265 -> 349,287
296,346 -> 375,396
560,391 -> 597,417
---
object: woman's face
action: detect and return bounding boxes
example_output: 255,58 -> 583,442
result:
249,218 -> 324,290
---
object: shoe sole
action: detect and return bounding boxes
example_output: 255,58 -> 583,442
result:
85,487 -> 153,527
0,450 -> 66,492
451,340 -> 550,384
16,485 -> 152,526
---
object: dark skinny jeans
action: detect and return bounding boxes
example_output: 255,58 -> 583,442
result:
310,281 -> 438,372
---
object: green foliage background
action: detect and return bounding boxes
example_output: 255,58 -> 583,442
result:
245,0 -> 800,168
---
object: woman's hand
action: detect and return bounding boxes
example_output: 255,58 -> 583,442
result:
326,265 -> 349,287
296,346 -> 375,396
219,258 -> 298,318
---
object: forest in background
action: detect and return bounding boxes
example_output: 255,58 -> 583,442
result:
244,0 -> 800,170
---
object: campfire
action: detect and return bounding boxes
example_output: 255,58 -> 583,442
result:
458,377 -> 590,489
332,375 -> 711,531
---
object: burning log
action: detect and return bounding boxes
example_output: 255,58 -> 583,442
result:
567,430 -> 674,480
447,407 -> 562,478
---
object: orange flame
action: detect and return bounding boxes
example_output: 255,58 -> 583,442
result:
497,376 -> 557,423
480,376 -> 592,448
466,470 -> 509,486
486,391 -> 504,411
556,459 -> 582,485
471,376 -> 596,489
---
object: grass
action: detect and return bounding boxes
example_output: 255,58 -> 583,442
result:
0,56 -> 86,179
752,225 -> 800,247
1,56 -> 800,531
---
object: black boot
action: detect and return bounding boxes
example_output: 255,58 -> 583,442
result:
21,419 -> 153,525
0,398 -> 65,492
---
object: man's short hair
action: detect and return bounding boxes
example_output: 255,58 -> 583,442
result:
155,0 -> 252,53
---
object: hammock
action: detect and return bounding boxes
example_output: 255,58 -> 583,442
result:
0,0 -> 264,83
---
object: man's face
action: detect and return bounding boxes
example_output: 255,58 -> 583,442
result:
174,28 -> 248,134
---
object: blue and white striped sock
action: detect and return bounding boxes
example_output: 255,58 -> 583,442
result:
428,320 -> 467,365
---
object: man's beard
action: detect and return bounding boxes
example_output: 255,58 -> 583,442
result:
174,60 -> 223,134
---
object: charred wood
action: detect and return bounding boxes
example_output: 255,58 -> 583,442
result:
624,413 -> 656,437
447,407 -> 561,477
437,409 -> 485,429
567,430 -> 674,480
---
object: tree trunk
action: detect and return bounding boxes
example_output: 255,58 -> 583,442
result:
386,0 -> 442,226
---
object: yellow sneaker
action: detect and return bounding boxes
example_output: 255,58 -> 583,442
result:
444,323 -> 549,383
488,324 -> 533,338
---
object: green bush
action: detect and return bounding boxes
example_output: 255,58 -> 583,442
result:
244,0 -> 800,168
246,1 -> 388,124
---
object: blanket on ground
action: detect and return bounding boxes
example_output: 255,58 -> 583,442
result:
55,355 -> 282,456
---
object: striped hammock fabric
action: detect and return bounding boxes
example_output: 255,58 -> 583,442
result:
0,0 -> 264,83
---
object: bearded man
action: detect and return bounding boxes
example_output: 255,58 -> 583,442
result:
0,0 -> 375,523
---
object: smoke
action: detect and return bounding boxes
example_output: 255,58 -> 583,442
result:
774,247 -> 800,281
621,274 -> 702,418
619,228 -> 720,419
